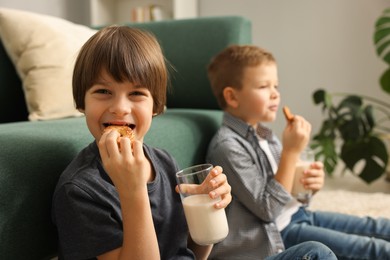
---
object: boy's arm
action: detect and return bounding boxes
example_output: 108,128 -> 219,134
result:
97,186 -> 159,260
275,115 -> 311,192
98,136 -> 160,259
274,149 -> 300,193
207,139 -> 290,222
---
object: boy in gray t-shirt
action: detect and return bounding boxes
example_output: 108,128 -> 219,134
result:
52,25 -> 232,259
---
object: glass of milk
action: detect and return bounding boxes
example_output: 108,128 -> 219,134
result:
292,148 -> 315,206
176,163 -> 229,245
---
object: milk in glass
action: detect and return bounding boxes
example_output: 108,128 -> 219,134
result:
182,194 -> 229,245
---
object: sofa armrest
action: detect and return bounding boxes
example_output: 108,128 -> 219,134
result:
0,118 -> 91,259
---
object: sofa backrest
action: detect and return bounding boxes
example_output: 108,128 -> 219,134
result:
0,16 -> 251,123
130,16 -> 252,110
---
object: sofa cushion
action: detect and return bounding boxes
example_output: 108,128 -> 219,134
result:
146,109 -> 223,168
0,8 -> 96,121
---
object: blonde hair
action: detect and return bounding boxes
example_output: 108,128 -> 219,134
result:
207,45 -> 275,109
73,25 -> 168,115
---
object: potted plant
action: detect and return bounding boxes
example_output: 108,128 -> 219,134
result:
311,7 -> 390,183
311,89 -> 390,183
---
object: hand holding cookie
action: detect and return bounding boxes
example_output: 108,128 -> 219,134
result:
103,125 -> 135,147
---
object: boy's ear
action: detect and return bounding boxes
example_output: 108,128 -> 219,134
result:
223,87 -> 239,108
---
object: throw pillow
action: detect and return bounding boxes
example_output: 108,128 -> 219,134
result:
0,8 -> 97,120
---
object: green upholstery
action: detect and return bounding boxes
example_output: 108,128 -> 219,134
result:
0,118 -> 91,260
0,15 -> 251,259
145,109 -> 223,168
130,16 -> 252,109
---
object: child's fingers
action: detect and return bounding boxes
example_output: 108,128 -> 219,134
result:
120,137 -> 132,158
132,140 -> 144,158
98,130 -> 120,158
214,193 -> 232,209
176,165 -> 231,209
209,182 -> 231,200
202,166 -> 223,183
208,170 -> 227,189
176,183 -> 201,194
302,170 -> 324,191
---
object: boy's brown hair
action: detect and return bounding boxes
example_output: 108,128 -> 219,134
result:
73,25 -> 168,115
207,44 -> 276,109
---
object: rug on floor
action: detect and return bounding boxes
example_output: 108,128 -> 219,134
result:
308,190 -> 390,218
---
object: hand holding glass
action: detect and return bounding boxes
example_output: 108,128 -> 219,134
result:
176,164 -> 229,245
292,148 -> 315,206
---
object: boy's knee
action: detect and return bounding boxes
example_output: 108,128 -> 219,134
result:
300,241 -> 336,260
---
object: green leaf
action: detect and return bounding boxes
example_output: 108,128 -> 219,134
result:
337,95 -> 362,110
363,105 -> 375,133
376,38 -> 390,56
383,51 -> 390,64
359,159 -> 386,183
339,117 -> 361,140
313,89 -> 332,109
316,118 -> 337,137
311,136 -> 338,175
340,136 -> 388,183
380,68 -> 390,94
313,89 -> 326,104
374,27 -> 390,45
374,8 -> 390,73
375,16 -> 390,28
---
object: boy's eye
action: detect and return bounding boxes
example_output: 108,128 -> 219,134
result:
130,89 -> 150,97
95,89 -> 111,95
131,91 -> 144,96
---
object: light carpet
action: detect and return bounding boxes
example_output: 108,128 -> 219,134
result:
309,190 -> 390,218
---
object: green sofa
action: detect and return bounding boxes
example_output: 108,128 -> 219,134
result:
0,16 -> 252,259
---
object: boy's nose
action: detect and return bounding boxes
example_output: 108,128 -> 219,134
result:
109,97 -> 131,115
271,88 -> 280,99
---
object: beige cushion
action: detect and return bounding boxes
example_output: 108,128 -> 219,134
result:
0,8 -> 97,120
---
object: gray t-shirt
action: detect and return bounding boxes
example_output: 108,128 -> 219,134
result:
52,141 -> 194,260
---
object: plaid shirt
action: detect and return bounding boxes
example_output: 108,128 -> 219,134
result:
207,112 -> 292,260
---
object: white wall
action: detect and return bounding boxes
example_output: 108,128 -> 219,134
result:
1,0 -> 389,138
0,0 -> 90,25
200,0 -> 390,138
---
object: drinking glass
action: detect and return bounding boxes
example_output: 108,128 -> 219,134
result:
176,163 -> 229,245
292,148 -> 315,206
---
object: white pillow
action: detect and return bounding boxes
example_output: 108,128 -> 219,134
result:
0,8 -> 97,121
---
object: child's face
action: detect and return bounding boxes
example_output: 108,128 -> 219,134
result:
232,63 -> 280,126
81,69 -> 154,142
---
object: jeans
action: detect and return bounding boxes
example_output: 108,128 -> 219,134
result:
265,241 -> 337,260
281,207 -> 390,260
